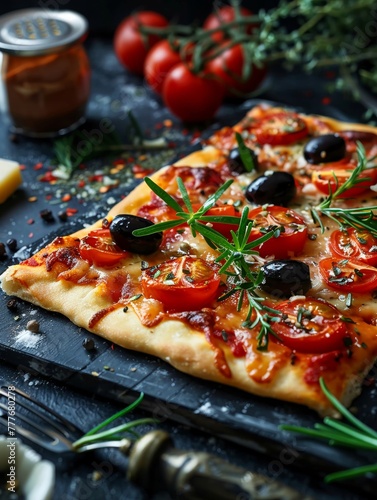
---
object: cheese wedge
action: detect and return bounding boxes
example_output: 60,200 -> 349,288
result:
0,159 -> 22,204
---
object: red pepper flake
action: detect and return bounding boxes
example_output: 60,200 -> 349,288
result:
182,129 -> 189,135
163,119 -> 173,127
191,130 -> 201,140
33,162 -> 43,170
112,158 -> 126,165
168,141 -> 176,148
27,218 -> 34,225
132,164 -> 154,178
77,180 -> 86,188
155,122 -> 163,129
111,344 -> 114,350
325,71 -> 336,79
39,172 -> 58,183
79,164 -> 86,170
322,96 -> 331,105
45,194 -> 52,200
66,208 -> 78,216
19,164 -> 26,171
61,194 -> 71,202
28,232 -> 34,238
127,157 -> 135,163
88,174 -> 103,182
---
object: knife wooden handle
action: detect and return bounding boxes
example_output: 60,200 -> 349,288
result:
127,430 -> 312,499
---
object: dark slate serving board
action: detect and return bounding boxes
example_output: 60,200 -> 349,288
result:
1,99 -> 377,496
1,221 -> 377,497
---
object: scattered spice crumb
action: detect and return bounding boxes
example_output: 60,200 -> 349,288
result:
91,371 -> 99,377
28,196 -> 37,202
82,337 -> 95,351
0,242 -> 6,258
40,209 -> 55,222
6,299 -> 18,311
27,319 -> 40,333
130,367 -> 137,372
6,238 -> 17,251
92,471 -> 102,482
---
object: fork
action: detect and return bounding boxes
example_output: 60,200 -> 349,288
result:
0,383 -> 310,500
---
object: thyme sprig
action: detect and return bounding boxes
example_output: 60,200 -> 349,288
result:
133,176 -> 281,350
310,143 -> 377,236
281,378 -> 377,482
73,393 -> 156,449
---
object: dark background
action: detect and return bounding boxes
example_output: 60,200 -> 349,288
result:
0,0 -> 280,35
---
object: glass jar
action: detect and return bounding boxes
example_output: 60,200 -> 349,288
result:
0,9 -> 90,137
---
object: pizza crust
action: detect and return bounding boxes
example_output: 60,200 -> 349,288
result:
2,105 -> 377,416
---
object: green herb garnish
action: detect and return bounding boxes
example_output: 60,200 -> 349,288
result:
235,132 -> 256,172
311,143 -> 377,237
133,176 -> 280,350
73,393 -> 156,449
281,378 -> 377,483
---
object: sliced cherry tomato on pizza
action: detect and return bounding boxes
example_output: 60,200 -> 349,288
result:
79,229 -> 128,267
253,112 -> 309,146
319,257 -> 377,293
311,161 -> 377,198
201,205 -> 240,238
141,256 -> 220,311
329,228 -> 377,266
272,297 -> 349,353
248,206 -> 308,259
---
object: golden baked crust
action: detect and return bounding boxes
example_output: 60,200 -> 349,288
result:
2,105 -> 377,416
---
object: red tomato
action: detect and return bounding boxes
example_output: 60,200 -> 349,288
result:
200,205 -> 240,238
319,257 -> 377,293
329,228 -> 377,266
248,206 -> 308,259
79,229 -> 128,267
114,11 -> 169,75
254,113 -> 309,146
162,63 -> 225,122
272,297 -> 348,353
206,44 -> 266,97
203,6 -> 254,42
144,39 -> 181,94
141,256 -> 220,311
311,161 -> 377,198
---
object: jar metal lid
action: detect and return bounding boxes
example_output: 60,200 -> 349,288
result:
0,9 -> 88,56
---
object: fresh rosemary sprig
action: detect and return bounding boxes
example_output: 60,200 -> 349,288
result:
133,176 -> 281,350
281,378 -> 377,482
73,393 -> 156,449
310,143 -> 377,236
52,111 -> 169,179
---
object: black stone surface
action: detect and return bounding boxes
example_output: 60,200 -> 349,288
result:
0,38 -> 376,500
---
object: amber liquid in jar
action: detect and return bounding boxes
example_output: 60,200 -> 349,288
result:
2,43 -> 90,136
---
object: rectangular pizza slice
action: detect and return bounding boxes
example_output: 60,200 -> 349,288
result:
2,105 -> 377,416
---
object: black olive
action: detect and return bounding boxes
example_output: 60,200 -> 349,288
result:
228,147 -> 258,174
260,260 -> 311,298
304,134 -> 346,164
109,214 -> 162,254
6,238 -> 17,252
245,171 -> 296,206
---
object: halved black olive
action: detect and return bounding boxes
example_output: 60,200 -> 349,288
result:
109,214 -> 162,254
260,260 -> 311,298
304,134 -> 346,164
245,171 -> 296,206
228,147 -> 259,174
